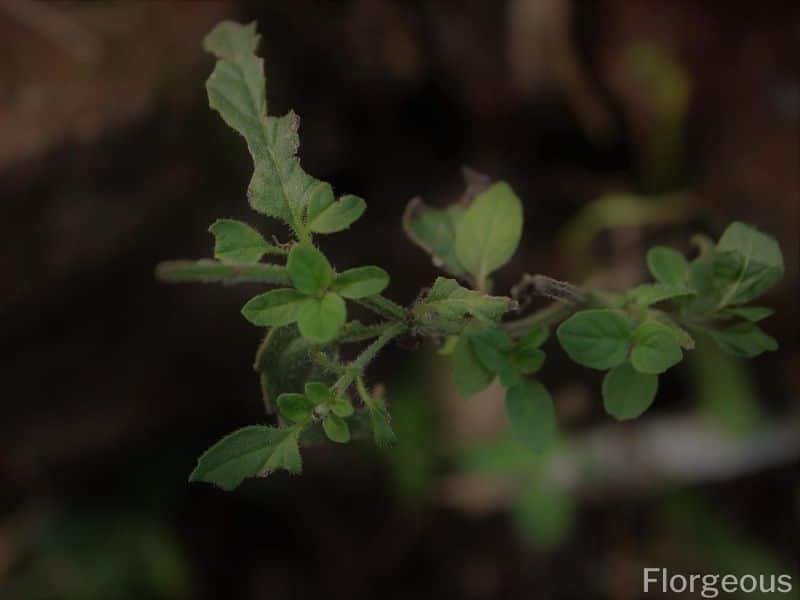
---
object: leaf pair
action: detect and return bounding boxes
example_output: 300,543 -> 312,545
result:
405,178 -> 523,288
242,244 -> 389,343
277,381 -> 353,443
204,22 -> 364,240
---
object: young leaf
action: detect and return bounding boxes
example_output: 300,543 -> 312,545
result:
646,246 -> 688,286
455,182 -> 523,285
304,381 -> 330,405
469,328 -> 520,387
208,219 -> 277,263
203,22 -> 325,240
367,401 -> 396,447
719,306 -> 774,322
322,414 -> 350,443
713,221 -> 784,307
627,283 -> 693,308
308,194 -> 366,233
451,329 -> 494,398
333,266 -> 390,299
277,393 -> 313,423
287,244 -> 333,295
556,309 -> 633,370
189,425 -> 302,490
630,321 -> 683,374
296,292 -> 346,343
330,397 -> 354,418
420,277 -> 510,322
403,198 -> 469,278
602,363 -> 658,421
241,288 -> 306,326
505,379 -> 556,453
707,322 -> 778,358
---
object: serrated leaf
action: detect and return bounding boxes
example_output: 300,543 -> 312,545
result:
719,306 -> 774,322
707,322 -> 778,358
630,321 -> 683,374
241,288 -> 305,326
203,21 -> 328,239
421,277 -> 509,322
505,379 -> 556,453
469,328 -> 520,387
713,222 -> 784,307
333,266 -> 390,299
308,194 -> 366,233
451,326 -> 494,398
208,219 -> 277,263
277,393 -> 313,423
556,309 -> 633,370
287,244 -> 333,295
455,182 -> 523,285
189,425 -> 301,490
628,283 -> 694,307
403,198 -> 469,278
296,292 -> 346,344
322,414 -> 350,443
646,246 -> 688,286
602,363 -> 658,421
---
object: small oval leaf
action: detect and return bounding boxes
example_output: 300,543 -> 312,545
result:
241,288 -> 306,326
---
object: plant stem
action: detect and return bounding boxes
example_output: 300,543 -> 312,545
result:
504,301 -> 574,337
354,295 -> 407,321
309,349 -> 346,374
155,260 -> 291,286
336,321 -> 394,343
333,322 -> 406,395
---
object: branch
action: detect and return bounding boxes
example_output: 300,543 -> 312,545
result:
155,260 -> 291,286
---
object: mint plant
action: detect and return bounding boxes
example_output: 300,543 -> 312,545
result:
156,21 -> 785,491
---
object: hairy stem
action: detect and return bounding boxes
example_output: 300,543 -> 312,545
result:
354,295 -> 407,321
155,260 -> 291,286
333,322 -> 406,395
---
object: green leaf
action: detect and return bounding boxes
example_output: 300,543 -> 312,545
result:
646,246 -> 688,286
403,198 -> 469,278
296,292 -> 346,343
420,277 -> 510,322
469,328 -> 520,387
505,379 -> 556,453
308,194 -> 366,233
713,221 -> 784,307
455,181 -> 523,284
304,381 -> 330,405
287,244 -> 333,295
277,393 -> 313,423
518,326 -> 549,349
333,266 -> 390,299
253,325 -> 321,408
322,414 -> 350,443
208,219 -> 276,263
686,235 -> 717,313
630,321 -> 683,374
241,288 -> 305,326
330,397 -> 354,418
602,363 -> 658,421
557,309 -> 633,370
719,306 -> 774,322
451,327 -> 494,398
511,347 -> 546,375
189,425 -> 301,490
627,283 -> 693,307
707,322 -> 778,358
203,22 -> 326,240
367,401 -> 396,447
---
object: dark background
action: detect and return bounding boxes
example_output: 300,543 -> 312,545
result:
1,1 -> 798,598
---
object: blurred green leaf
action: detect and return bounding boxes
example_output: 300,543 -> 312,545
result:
513,482 -> 575,549
505,379 -> 556,453
707,322 -> 778,358
647,246 -> 689,286
403,199 -> 468,278
602,362 -> 658,420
